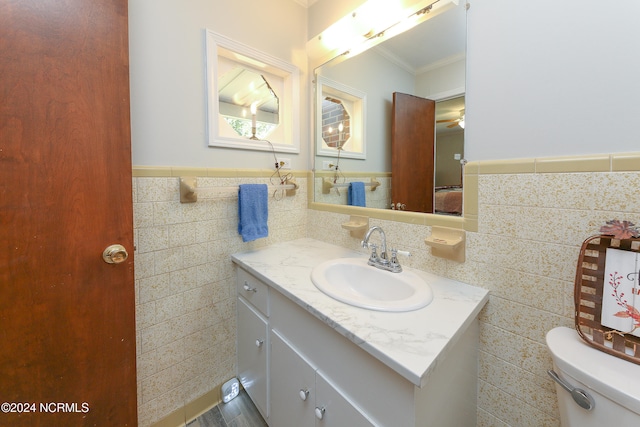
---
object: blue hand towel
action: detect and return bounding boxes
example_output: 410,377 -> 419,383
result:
347,182 -> 366,207
238,184 -> 269,242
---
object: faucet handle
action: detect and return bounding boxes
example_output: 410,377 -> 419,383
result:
367,243 -> 379,262
389,248 -> 411,273
391,248 -> 411,258
362,241 -> 379,250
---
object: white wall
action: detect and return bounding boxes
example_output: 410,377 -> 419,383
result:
465,0 -> 640,161
128,0 -> 308,169
415,58 -> 465,99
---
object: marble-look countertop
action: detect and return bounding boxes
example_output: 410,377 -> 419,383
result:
231,238 -> 489,388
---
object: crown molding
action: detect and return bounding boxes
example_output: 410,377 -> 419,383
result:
293,0 -> 319,8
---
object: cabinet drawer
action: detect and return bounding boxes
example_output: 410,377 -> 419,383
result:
237,268 -> 269,316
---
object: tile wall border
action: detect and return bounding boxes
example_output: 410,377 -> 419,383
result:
132,166 -> 308,178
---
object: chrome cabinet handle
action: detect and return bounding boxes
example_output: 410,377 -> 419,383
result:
243,282 -> 257,293
299,389 -> 310,401
255,339 -> 264,348
314,406 -> 325,420
547,369 -> 594,411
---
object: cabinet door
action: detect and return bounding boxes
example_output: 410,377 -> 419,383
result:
315,371 -> 376,427
237,297 -> 269,419
270,330 -> 316,427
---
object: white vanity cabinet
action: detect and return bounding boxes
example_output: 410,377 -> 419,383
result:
236,268 -> 269,420
233,244 -> 484,427
268,288 -> 480,427
270,330 -> 375,427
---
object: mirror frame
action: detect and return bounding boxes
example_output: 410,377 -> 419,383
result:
309,2 -> 476,232
205,29 -> 300,153
308,169 -> 477,232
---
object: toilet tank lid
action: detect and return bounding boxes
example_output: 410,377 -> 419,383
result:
546,327 -> 640,415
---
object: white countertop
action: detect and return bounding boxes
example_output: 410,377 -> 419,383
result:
231,238 -> 489,388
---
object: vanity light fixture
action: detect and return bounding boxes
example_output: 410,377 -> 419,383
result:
307,0 -> 460,64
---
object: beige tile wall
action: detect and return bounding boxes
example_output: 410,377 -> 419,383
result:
132,170 -> 308,427
308,152 -> 640,427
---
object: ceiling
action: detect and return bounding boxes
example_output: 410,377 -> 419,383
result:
294,0 -> 319,8
377,2 -> 466,72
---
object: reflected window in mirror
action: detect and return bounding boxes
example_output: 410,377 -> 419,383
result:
218,67 -> 279,140
316,76 -> 366,160
321,97 -> 350,148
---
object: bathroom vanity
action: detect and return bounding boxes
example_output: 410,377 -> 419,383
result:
232,238 -> 489,427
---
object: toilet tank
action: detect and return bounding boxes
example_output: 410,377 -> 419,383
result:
546,327 -> 640,427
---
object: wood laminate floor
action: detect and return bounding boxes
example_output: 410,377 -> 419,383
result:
187,390 -> 268,427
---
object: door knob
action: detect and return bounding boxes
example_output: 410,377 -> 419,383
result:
103,244 -> 129,264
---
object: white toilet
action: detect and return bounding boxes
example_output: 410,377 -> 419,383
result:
546,327 -> 640,426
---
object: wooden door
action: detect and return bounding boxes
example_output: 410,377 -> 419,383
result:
391,93 -> 436,213
0,1 -> 137,425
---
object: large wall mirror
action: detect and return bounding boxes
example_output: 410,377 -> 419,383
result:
312,1 -> 467,218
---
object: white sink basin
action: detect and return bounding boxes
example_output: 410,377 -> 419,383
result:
310,258 -> 433,312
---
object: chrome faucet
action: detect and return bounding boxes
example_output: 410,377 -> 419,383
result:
361,226 -> 408,273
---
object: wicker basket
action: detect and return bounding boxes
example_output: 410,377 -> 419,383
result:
574,235 -> 640,364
